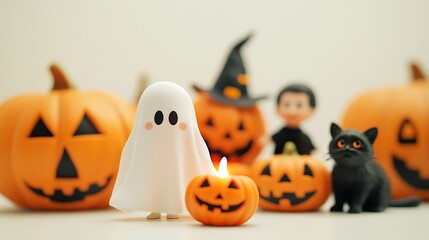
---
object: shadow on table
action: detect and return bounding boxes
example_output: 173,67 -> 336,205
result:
112,215 -> 195,223
0,206 -> 117,216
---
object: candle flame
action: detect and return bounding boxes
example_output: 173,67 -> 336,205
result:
216,157 -> 229,178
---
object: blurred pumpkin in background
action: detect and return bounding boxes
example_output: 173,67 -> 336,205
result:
134,73 -> 150,105
193,34 -> 267,171
342,63 -> 429,200
194,92 -> 265,169
0,64 -> 134,210
251,142 -> 330,211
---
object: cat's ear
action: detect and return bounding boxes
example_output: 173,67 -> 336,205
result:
330,123 -> 342,138
364,127 -> 378,144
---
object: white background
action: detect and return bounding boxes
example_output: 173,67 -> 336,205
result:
1,0 -> 429,159
1,0 -> 429,239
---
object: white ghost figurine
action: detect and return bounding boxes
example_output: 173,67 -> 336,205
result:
110,81 -> 216,219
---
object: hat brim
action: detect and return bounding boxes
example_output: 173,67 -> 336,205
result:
192,84 -> 267,108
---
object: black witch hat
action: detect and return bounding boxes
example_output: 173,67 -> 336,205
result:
193,34 -> 267,108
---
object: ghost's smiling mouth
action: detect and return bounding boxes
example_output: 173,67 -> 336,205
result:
25,176 -> 112,203
205,140 -> 253,159
195,196 -> 244,212
259,190 -> 316,205
393,155 -> 429,189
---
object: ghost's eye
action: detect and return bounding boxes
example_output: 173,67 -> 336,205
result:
169,111 -> 178,125
154,111 -> 163,125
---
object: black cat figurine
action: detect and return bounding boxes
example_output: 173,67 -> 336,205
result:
328,123 -> 419,213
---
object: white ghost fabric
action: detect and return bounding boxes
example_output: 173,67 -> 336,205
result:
110,81 -> 216,214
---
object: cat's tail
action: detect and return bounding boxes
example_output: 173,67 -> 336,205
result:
389,196 -> 421,207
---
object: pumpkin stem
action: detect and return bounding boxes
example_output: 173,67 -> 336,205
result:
410,62 -> 426,81
282,142 -> 299,156
135,73 -> 149,102
50,64 -> 74,90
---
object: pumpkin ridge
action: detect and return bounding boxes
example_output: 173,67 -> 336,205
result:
13,94 -> 61,207
0,95 -> 38,207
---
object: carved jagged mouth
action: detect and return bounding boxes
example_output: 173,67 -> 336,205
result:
393,155 -> 429,190
26,176 -> 112,203
195,196 -> 244,212
206,140 -> 253,159
259,190 -> 316,205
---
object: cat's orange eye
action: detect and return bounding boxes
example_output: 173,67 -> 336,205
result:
353,140 -> 362,149
337,139 -> 345,149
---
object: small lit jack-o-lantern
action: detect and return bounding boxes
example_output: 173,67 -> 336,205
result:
194,92 -> 266,166
0,64 -> 134,210
186,158 -> 259,226
251,142 -> 331,211
342,63 -> 429,200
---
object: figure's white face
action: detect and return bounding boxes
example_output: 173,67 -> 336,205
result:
277,92 -> 314,128
136,82 -> 196,136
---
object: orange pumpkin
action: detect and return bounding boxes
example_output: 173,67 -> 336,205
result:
185,159 -> 258,226
342,63 -> 429,200
0,64 -> 134,210
251,142 -> 330,211
222,162 -> 252,177
194,92 -> 266,166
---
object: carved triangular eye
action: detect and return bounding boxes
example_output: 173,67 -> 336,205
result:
398,119 -> 417,144
200,178 -> 210,188
280,174 -> 291,182
206,117 -> 214,126
228,181 -> 239,189
261,164 -> 271,176
74,114 -> 100,136
238,121 -> 245,131
30,118 -> 53,137
304,164 -> 314,177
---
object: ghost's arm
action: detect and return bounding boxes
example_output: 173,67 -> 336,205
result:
195,132 -> 217,175
111,130 -> 136,195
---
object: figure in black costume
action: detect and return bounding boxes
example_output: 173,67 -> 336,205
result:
272,84 -> 316,155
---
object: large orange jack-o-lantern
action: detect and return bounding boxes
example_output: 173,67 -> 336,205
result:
194,92 -> 266,166
0,64 -> 134,210
251,142 -> 330,211
342,63 -> 429,200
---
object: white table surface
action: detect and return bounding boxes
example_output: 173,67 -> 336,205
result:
0,195 -> 427,240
